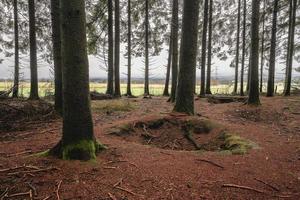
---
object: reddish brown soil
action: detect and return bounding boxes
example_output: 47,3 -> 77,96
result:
1,96 -> 300,200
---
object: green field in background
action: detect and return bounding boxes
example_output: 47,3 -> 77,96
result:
0,81 -> 288,97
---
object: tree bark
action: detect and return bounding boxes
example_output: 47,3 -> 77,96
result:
240,0 -> 246,96
266,0 -> 278,97
114,0 -> 121,97
170,0 -> 179,102
284,0 -> 297,96
126,0 -> 132,96
106,0 -> 114,95
51,0 -> 63,114
199,0 -> 209,97
260,0 -> 266,93
206,0 -> 213,95
28,0 -> 39,100
144,0 -> 150,96
12,0 -> 19,98
247,0 -> 260,105
174,0 -> 200,115
234,0 -> 241,94
50,0 -> 103,160
163,30 -> 173,97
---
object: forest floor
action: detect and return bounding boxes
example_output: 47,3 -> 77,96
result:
0,96 -> 300,200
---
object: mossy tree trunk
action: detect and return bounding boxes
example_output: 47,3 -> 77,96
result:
199,0 -> 209,97
247,0 -> 260,105
266,0 -> 278,97
144,0 -> 150,96
51,0 -> 63,114
12,0 -> 19,98
283,0 -> 297,96
234,0 -> 241,95
114,0 -> 121,97
170,0 -> 179,102
174,0 -> 200,115
206,0 -> 213,95
106,0 -> 114,95
50,0 -> 103,160
28,0 -> 39,100
126,0 -> 132,96
240,0 -> 247,96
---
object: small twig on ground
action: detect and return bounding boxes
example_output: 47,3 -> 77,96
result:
0,188 -> 8,199
56,180 -> 62,200
115,186 -> 137,196
103,166 -> 117,170
6,190 -> 32,199
104,160 -> 128,165
108,193 -> 117,200
222,184 -> 265,194
196,159 -> 225,169
8,167 -> 60,176
7,150 -> 33,157
113,178 -> 123,188
42,196 -> 51,200
0,165 -> 24,173
254,178 -> 280,192
27,182 -> 38,196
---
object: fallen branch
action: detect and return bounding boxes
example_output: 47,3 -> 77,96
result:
6,190 -> 32,199
254,178 -> 280,192
196,159 -> 224,169
141,125 -> 157,139
0,165 -> 24,173
108,192 -> 117,200
115,186 -> 136,196
222,184 -> 265,194
56,180 -> 62,200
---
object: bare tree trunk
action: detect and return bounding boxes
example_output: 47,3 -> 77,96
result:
12,0 -> 19,98
199,0 -> 209,97
114,0 -> 121,97
174,0 -> 200,115
247,0 -> 260,105
234,0 -> 241,94
240,0 -> 247,96
206,0 -> 213,95
28,0 -> 39,100
106,0 -> 114,95
266,0 -> 278,97
163,31 -> 172,97
51,0 -> 63,114
126,0 -> 132,96
169,0 -> 179,102
144,0 -> 150,96
260,0 -> 266,93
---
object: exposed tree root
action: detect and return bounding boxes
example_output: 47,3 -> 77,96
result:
196,159 -> 224,169
183,130 -> 202,150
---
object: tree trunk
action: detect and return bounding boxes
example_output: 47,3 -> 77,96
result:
283,0 -> 297,96
170,0 -> 179,102
106,0 -> 114,95
206,0 -> 213,95
114,0 -> 121,97
51,0 -> 63,114
247,0 -> 260,105
234,0 -> 241,94
126,0 -> 132,96
163,31 -> 173,97
266,0 -> 278,97
174,0 -> 200,115
12,0 -> 19,98
199,0 -> 209,97
240,0 -> 246,96
28,0 -> 39,100
144,0 -> 150,96
260,0 -> 266,93
50,0 -> 104,160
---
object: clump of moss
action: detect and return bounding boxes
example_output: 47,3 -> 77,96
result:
219,132 -> 256,155
92,100 -> 135,113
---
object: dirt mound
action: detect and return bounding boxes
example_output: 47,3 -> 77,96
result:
0,99 -> 58,132
107,116 -> 255,154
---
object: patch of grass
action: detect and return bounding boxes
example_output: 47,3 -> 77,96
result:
92,100 -> 135,113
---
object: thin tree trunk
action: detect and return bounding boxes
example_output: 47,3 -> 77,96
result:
126,0 -> 132,96
170,0 -> 179,102
28,0 -> 39,100
240,0 -> 246,96
144,0 -> 150,96
114,0 -> 121,97
260,0 -> 266,93
247,0 -> 260,105
234,0 -> 241,94
163,31 -> 173,96
50,0 -> 103,160
266,0 -> 278,97
51,0 -> 63,114
284,0 -> 297,96
12,0 -> 19,98
206,0 -> 213,95
199,0 -> 209,97
174,0 -> 200,115
106,0 -> 114,95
